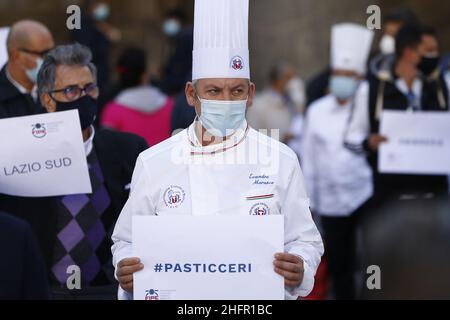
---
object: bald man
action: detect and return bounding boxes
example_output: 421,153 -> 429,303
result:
0,20 -> 54,119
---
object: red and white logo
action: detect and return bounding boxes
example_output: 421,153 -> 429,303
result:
250,203 -> 270,216
231,56 -> 244,71
32,123 -> 47,139
164,186 -> 186,209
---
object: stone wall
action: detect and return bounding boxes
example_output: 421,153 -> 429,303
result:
1,0 -> 449,88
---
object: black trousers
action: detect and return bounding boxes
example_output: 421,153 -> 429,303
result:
320,204 -> 366,300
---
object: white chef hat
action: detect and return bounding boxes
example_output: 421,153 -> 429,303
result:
331,23 -> 374,75
192,0 -> 250,80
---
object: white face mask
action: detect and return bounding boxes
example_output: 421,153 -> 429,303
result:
163,19 -> 181,37
93,3 -> 110,21
25,58 -> 43,84
379,34 -> 396,55
197,97 -> 247,138
286,76 -> 305,113
330,75 -> 359,101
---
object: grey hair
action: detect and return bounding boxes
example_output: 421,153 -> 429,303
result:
37,43 -> 97,101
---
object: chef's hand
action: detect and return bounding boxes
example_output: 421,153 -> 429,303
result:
117,258 -> 144,293
368,134 -> 388,152
274,253 -> 304,288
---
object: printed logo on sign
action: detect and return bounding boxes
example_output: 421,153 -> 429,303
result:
164,186 -> 186,208
32,123 -> 47,139
250,203 -> 270,216
145,289 -> 160,301
230,56 -> 244,71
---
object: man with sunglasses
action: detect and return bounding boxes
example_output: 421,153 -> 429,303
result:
3,43 -> 148,300
0,20 -> 54,119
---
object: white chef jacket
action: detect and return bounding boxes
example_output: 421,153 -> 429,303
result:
111,119 -> 324,300
302,95 -> 373,216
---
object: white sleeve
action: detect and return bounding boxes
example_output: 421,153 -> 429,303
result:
300,111 -> 318,211
111,156 -> 156,300
282,158 -> 324,298
344,81 -> 371,155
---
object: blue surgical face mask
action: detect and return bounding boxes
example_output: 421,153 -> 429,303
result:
25,58 -> 43,84
330,76 -> 359,101
93,4 -> 110,21
163,19 -> 181,37
197,97 -> 247,138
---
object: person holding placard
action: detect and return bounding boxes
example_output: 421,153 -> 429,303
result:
302,23 -> 374,300
345,24 -> 449,199
112,0 -> 324,301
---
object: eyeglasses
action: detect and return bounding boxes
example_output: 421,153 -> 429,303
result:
48,83 -> 99,102
19,48 -> 53,58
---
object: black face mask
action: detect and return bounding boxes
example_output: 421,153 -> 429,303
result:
56,95 -> 98,130
418,55 -> 440,77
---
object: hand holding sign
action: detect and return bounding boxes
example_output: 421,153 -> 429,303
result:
132,215 -> 284,300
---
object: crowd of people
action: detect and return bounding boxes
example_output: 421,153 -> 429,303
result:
0,1 -> 449,300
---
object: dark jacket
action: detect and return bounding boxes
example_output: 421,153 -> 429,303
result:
0,212 -> 50,300
71,16 -> 111,90
0,129 -> 148,278
0,65 -> 44,119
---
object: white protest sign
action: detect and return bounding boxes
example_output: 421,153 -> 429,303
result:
133,215 -> 284,300
379,110 -> 450,175
0,110 -> 92,197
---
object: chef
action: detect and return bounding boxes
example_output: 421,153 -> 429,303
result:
111,0 -> 323,300
302,23 -> 374,300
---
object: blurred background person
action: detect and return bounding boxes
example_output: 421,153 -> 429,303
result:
0,212 -> 49,300
302,23 -> 374,300
170,77 -> 197,134
159,9 -> 193,96
345,24 -> 449,202
306,7 -> 419,109
419,26 -> 449,108
0,20 -> 54,119
101,47 -> 174,147
247,62 -> 306,148
71,0 -> 121,93
369,7 -> 420,76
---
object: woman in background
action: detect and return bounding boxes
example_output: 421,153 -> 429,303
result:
101,48 -> 174,146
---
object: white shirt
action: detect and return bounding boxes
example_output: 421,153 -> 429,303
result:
84,126 -> 95,156
111,120 -> 324,300
302,95 -> 373,216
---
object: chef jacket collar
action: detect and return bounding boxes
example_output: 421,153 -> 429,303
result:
188,117 -> 249,155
